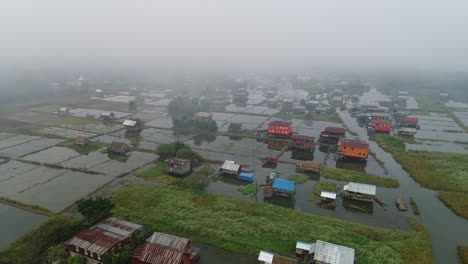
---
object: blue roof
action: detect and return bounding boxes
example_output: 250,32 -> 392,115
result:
272,179 -> 295,191
239,172 -> 254,181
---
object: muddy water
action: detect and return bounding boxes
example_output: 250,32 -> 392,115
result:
339,110 -> 468,264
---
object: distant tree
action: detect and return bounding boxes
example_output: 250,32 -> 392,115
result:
46,243 -> 67,264
76,196 -> 114,225
128,100 -> 137,112
67,255 -> 87,264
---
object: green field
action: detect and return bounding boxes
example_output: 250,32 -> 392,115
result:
57,141 -> 108,154
459,245 -> 468,264
322,167 -> 400,187
135,161 -> 167,178
30,104 -> 62,113
237,183 -> 261,195
111,183 -> 432,264
286,174 -> 308,184
375,134 -> 468,219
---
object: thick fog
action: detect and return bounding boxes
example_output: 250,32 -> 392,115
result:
1,0 -> 468,70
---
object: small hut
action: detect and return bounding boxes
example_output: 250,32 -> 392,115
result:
258,251 -> 297,264
238,172 -> 254,182
319,127 -> 346,144
290,135 -> 315,151
228,122 -> 243,133
58,107 -> 70,115
72,136 -> 90,146
262,156 -> 278,167
295,161 -> 321,174
100,112 -> 115,120
341,182 -> 376,203
337,138 -> 369,160
107,141 -> 130,154
271,179 -> 296,199
123,119 -> 141,132
398,127 -> 417,136
165,158 -> 191,176
320,191 -> 337,207
219,160 -> 241,176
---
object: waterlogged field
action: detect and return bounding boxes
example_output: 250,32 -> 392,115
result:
112,183 -> 432,264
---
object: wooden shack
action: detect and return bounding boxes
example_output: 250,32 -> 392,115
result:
107,141 -> 130,154
165,158 -> 191,176
58,107 -> 70,115
219,160 -> 241,176
228,122 -> 243,133
398,127 -> 417,136
268,121 -> 293,137
341,182 -> 376,202
258,251 -> 297,264
123,119 -> 141,133
290,135 -> 315,151
295,161 -> 320,174
337,138 -> 369,160
320,191 -> 337,207
262,156 -> 278,167
72,136 -> 90,146
319,127 -> 346,144
100,112 -> 115,120
400,117 -> 419,128
271,179 -> 296,199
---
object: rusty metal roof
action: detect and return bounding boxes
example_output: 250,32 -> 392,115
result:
269,121 -> 292,127
132,242 -> 184,264
146,232 -> 189,251
291,135 -> 315,141
338,138 -> 369,148
324,127 -> 346,133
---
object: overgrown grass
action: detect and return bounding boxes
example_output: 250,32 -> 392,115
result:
409,196 -> 420,215
375,134 -> 468,219
459,245 -> 468,264
135,161 -> 167,178
286,174 -> 308,184
111,183 -> 432,264
322,167 -> 399,187
30,104 -> 62,113
57,141 -> 108,155
237,183 -> 261,195
0,197 -> 54,216
439,191 -> 468,219
177,167 -> 215,190
309,182 -> 337,200
0,216 -> 82,264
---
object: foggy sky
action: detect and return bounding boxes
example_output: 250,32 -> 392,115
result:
1,0 -> 468,71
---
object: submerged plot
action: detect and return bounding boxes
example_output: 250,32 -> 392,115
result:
0,138 -> 64,158
21,146 -> 80,163
0,135 -> 41,150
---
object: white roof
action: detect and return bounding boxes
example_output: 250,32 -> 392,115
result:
123,120 -> 137,126
321,191 -> 337,200
195,112 -> 212,118
96,89 -> 102,92
100,112 -> 113,116
296,241 -> 313,251
221,161 -> 241,172
258,251 -> 274,263
314,240 -> 355,264
59,107 -> 68,111
343,182 -> 376,195
399,127 -> 417,133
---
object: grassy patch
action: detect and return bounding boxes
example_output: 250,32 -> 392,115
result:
0,216 -> 82,264
439,191 -> 468,219
314,182 -> 338,197
375,135 -> 468,219
409,196 -> 420,215
237,183 -> 261,195
30,104 -> 62,113
135,161 -> 166,178
0,197 -> 54,216
111,183 -> 432,264
107,152 -> 129,162
375,134 -> 406,153
177,167 -> 215,190
459,245 -> 468,264
322,167 -> 399,187
286,174 -> 308,184
57,141 -> 108,155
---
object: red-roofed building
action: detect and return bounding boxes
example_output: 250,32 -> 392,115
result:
131,232 -> 199,264
268,121 -> 292,137
66,217 -> 143,264
319,127 -> 346,144
400,117 -> 419,128
289,135 -> 315,151
337,138 -> 369,160
370,119 -> 392,133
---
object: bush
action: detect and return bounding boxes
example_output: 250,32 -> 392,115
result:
77,196 -> 115,226
156,141 -> 201,161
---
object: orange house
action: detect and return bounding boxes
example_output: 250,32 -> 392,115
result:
338,138 -> 369,159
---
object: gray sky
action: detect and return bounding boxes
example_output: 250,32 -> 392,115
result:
1,0 -> 468,70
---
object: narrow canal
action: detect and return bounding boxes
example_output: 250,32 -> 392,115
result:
338,109 -> 468,264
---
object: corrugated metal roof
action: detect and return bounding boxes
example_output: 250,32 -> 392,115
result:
292,135 -> 315,141
339,138 -> 369,148
146,232 -> 189,251
296,241 -> 313,251
321,191 -> 337,199
314,240 -> 355,264
258,251 -> 274,263
344,182 -> 376,195
269,121 -> 292,127
272,179 -> 295,192
132,242 -> 184,264
221,161 -> 241,172
239,172 -> 253,181
325,127 -> 346,133
123,120 -> 137,126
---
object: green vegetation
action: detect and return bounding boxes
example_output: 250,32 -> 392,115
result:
30,104 -> 62,113
415,95 -> 445,115
76,196 -> 115,225
57,140 -> 108,154
173,118 -> 219,133
375,134 -> 468,219
322,167 -> 400,187
286,174 -> 308,184
135,161 -> 167,179
0,197 -> 54,216
156,141 -> 201,162
111,183 -> 432,264
0,216 -> 82,264
237,183 -> 261,195
313,182 -> 338,198
409,196 -> 420,215
459,245 -> 468,264
45,243 -> 67,264
439,191 -> 468,219
177,167 -> 215,190
68,255 -> 87,264
99,149 -> 129,162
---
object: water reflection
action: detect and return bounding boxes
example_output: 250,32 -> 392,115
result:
335,160 -> 367,173
342,199 -> 374,215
